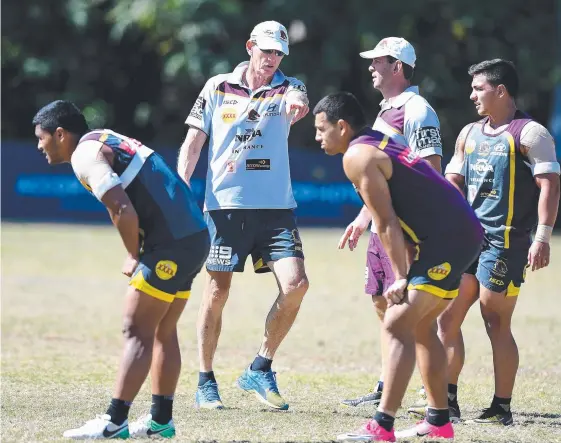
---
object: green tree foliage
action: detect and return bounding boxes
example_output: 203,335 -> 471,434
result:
2,0 -> 559,155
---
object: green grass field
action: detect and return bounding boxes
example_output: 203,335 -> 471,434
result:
2,223 -> 561,442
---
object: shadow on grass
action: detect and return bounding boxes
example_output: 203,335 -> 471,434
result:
515,411 -> 561,427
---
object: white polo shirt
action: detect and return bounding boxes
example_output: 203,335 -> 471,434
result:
186,62 -> 307,210
371,86 -> 443,231
373,86 -> 443,157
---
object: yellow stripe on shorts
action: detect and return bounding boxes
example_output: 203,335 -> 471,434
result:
129,272 -> 175,303
407,283 -> 459,299
175,290 -> 191,300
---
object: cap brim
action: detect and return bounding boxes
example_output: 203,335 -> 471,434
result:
359,49 -> 388,59
359,49 -> 415,67
255,37 -> 289,55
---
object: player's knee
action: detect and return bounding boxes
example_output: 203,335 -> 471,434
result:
294,274 -> 310,295
121,316 -> 155,341
284,274 -> 309,301
481,308 -> 509,338
383,311 -> 413,339
155,324 -> 178,344
437,309 -> 458,340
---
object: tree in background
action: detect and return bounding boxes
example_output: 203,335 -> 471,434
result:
2,0 -> 559,159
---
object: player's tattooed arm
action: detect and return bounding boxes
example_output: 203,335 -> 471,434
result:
445,123 -> 473,196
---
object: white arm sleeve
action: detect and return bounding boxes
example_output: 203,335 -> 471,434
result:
404,97 -> 443,158
285,78 -> 309,105
520,121 -> 560,176
185,77 -> 216,135
445,157 -> 465,175
71,140 -> 122,201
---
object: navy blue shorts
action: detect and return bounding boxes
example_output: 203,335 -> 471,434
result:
407,228 -> 483,299
130,229 -> 210,302
465,239 -> 529,296
204,209 -> 304,273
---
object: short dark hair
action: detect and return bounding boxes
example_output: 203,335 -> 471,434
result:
313,92 -> 366,131
468,59 -> 519,98
32,100 -> 90,136
387,56 -> 414,81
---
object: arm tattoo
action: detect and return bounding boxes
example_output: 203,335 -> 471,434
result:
454,124 -> 472,157
454,128 -> 466,156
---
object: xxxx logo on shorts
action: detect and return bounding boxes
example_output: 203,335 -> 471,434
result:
155,260 -> 177,280
427,262 -> 451,281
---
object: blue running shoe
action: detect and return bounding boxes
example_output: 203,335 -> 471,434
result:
195,380 -> 224,409
236,366 -> 288,410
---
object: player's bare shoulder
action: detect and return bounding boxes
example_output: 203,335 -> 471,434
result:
343,142 -> 387,182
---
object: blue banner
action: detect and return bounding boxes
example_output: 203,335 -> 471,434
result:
1,141 -> 362,226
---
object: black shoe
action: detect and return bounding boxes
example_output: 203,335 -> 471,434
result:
448,399 -> 461,423
468,407 -> 513,426
340,391 -> 382,407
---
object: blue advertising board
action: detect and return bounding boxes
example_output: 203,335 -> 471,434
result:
1,141 -> 363,226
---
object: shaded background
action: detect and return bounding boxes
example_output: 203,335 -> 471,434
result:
2,0 -> 561,225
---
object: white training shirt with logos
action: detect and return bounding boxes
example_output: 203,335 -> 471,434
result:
186,62 -> 307,211
370,85 -> 443,231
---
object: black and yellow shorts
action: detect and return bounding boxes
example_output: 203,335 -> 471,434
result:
407,232 -> 483,300
130,229 -> 210,302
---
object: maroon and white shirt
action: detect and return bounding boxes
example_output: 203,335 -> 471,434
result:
370,86 -> 442,231
186,62 -> 307,210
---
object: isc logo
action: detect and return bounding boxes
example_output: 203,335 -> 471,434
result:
489,277 -> 505,286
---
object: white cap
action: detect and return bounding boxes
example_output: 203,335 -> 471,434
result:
359,37 -> 416,68
250,21 -> 289,55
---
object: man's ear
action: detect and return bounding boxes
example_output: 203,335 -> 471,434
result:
497,84 -> 507,98
246,40 -> 254,56
56,127 -> 65,141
